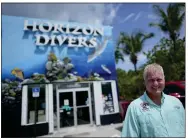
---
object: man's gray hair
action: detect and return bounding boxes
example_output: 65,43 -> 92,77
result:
143,63 -> 164,81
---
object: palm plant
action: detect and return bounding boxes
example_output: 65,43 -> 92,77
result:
149,3 -> 185,52
115,47 -> 124,63
117,31 -> 154,72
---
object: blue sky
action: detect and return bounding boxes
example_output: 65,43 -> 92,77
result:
2,3 -> 185,71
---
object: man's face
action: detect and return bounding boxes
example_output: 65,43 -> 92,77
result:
145,71 -> 165,95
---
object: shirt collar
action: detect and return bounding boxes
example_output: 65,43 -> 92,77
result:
144,91 -> 165,107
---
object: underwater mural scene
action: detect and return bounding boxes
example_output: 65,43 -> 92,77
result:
2,15 -> 117,109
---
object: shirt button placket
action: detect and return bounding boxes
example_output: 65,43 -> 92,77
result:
160,108 -> 169,136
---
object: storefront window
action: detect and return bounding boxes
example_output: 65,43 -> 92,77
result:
27,85 -> 46,124
101,82 -> 114,114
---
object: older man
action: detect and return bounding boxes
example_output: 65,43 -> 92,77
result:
121,63 -> 185,137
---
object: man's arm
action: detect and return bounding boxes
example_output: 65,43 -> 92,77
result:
177,98 -> 185,135
121,102 -> 140,137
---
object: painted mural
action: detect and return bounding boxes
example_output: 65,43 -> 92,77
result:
2,15 -> 116,81
2,15 -> 117,104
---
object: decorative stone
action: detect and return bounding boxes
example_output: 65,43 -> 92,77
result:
46,61 -> 53,70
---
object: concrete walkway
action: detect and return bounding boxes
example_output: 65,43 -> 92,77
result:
40,123 -> 123,137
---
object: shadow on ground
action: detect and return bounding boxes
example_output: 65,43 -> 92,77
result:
116,126 -> 123,132
63,132 -> 90,137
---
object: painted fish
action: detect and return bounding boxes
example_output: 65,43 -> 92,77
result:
87,37 -> 110,63
101,64 -> 111,74
11,68 -> 24,80
73,71 -> 78,74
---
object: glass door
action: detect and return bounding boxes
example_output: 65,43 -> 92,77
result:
57,91 -> 75,129
56,87 -> 93,130
59,92 -> 74,128
75,90 -> 91,125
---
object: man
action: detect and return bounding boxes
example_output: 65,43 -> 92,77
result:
121,63 -> 185,137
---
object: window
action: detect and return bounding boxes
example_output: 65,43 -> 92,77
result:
101,82 -> 114,114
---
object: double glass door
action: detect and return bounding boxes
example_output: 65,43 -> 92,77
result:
56,88 -> 93,129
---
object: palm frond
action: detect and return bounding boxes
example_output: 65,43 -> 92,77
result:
115,48 -> 125,63
150,3 -> 185,39
141,33 -> 154,44
149,23 -> 169,32
153,5 -> 168,21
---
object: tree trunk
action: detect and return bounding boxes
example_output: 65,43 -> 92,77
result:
173,40 -> 176,52
172,39 -> 177,63
134,64 -> 137,72
171,33 -> 177,56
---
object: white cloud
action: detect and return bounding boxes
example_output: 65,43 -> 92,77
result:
137,53 -> 147,63
143,44 -> 155,52
116,53 -> 147,71
160,32 -> 166,38
105,4 -> 122,25
2,3 -> 121,26
134,12 -> 142,21
124,55 -> 130,62
120,13 -> 135,23
147,14 -> 158,20
116,55 -> 134,71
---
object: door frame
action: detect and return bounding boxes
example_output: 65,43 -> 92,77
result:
56,87 -> 93,130
21,84 -> 54,133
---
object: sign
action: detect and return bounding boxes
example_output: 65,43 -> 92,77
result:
64,99 -> 69,106
2,15 -> 117,82
24,20 -> 104,47
32,87 -> 40,97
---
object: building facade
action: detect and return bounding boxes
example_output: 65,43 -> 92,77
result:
2,15 -> 121,137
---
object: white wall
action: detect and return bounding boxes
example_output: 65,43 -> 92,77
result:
93,81 -> 103,125
21,85 -> 28,125
48,84 -> 54,133
111,81 -> 119,113
93,80 -> 119,125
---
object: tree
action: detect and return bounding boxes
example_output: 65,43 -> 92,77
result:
117,31 -> 154,72
115,47 -> 124,63
149,3 -> 185,52
116,68 -> 145,100
143,37 -> 185,81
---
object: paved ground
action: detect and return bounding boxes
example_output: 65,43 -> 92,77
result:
40,123 -> 123,137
